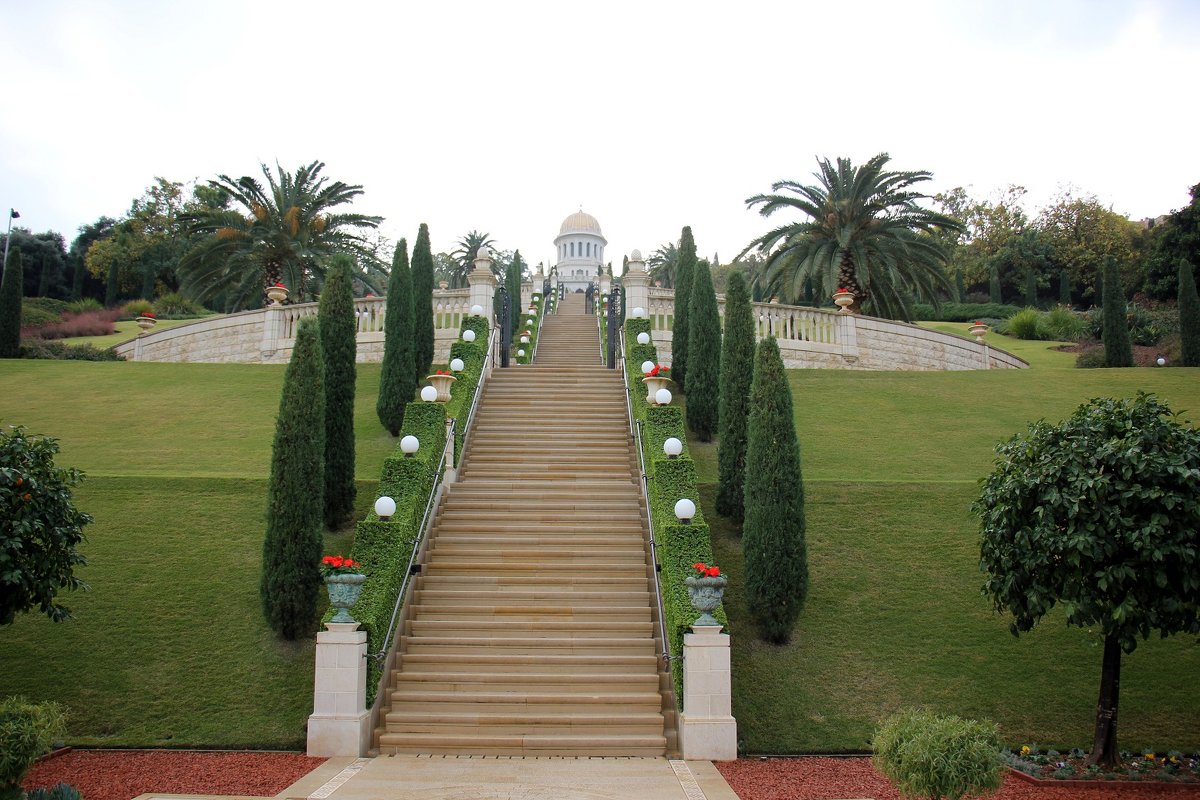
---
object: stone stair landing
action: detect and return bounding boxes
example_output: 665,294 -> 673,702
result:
375,294 -> 668,757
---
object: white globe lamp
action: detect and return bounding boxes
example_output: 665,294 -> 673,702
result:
663,437 -> 683,459
400,435 -> 419,457
470,304 -> 483,316
674,498 -> 696,525
420,385 -> 438,402
450,357 -> 465,372
517,348 -> 525,357
374,496 -> 397,521
636,332 -> 650,345
632,307 -> 646,318
641,360 -> 655,374
655,388 -> 672,406
462,329 -> 476,343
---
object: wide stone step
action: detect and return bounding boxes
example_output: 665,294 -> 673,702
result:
396,652 -> 658,671
436,498 -> 644,513
411,605 -> 651,621
408,619 -> 655,636
375,731 -> 666,757
391,671 -> 660,691
382,713 -> 666,735
400,635 -> 656,655
414,574 -> 650,590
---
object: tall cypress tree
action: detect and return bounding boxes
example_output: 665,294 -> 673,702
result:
0,249 -> 22,358
105,259 -> 119,307
672,226 -> 696,392
954,268 -> 965,304
37,254 -> 53,297
70,255 -> 85,301
1102,257 -> 1133,368
411,223 -> 435,376
378,239 -> 416,435
1179,258 -> 1200,367
988,263 -> 1001,305
743,337 -> 807,644
1059,270 -> 1072,306
319,254 -> 357,529
716,272 -> 755,521
686,259 -> 721,440
1025,267 -> 1037,307
262,316 -> 325,640
507,250 -> 524,337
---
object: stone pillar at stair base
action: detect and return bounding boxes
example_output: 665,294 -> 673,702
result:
467,248 -> 498,321
307,622 -> 370,757
680,624 -> 737,761
623,253 -> 649,319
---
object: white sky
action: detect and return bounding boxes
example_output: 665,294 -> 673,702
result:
2,0 -> 1198,273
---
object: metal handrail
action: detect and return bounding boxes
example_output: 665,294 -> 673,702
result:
370,325 -> 498,663
531,302 -> 543,363
620,325 -> 673,672
370,417 -> 455,662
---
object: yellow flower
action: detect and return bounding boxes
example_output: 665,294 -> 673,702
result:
1144,752 -> 1156,761
1020,746 -> 1031,755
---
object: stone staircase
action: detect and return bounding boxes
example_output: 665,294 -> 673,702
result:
374,294 -> 671,756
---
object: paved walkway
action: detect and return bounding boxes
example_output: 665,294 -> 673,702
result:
136,754 -> 740,800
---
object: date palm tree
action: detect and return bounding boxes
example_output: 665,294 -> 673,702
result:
178,161 -> 383,309
742,153 -> 963,320
646,242 -> 679,288
449,230 -> 497,288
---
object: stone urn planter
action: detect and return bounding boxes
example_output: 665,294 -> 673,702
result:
266,284 -> 288,305
135,315 -> 157,332
832,290 -> 854,312
642,375 -> 673,404
426,372 -> 457,403
968,322 -> 988,342
324,573 -> 367,624
686,575 -> 727,627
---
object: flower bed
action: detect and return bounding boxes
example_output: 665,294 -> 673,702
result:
1006,746 -> 1200,785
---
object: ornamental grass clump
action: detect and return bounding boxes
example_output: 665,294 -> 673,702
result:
873,708 -> 1003,800
0,696 -> 67,800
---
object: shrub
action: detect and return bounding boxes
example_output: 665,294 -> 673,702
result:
377,239 -> 417,436
26,784 -> 82,800
873,708 -> 1003,800
0,249 -> 22,358
685,260 -> 720,440
411,223 -> 435,377
1102,258 -> 1133,367
1042,305 -> 1086,341
153,292 -> 206,317
716,271 -> 754,522
319,255 -> 357,530
912,302 -> 1022,322
34,310 -> 117,340
672,226 -> 696,392
1002,307 -> 1044,340
1181,259 -> 1200,366
19,341 -> 124,361
1075,345 -> 1107,369
19,299 -> 66,328
65,298 -> 103,315
121,299 -> 154,318
0,696 -> 67,798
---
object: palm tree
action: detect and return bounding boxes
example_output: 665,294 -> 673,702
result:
178,161 -> 383,309
449,231 -> 496,288
646,242 -> 679,288
742,153 -> 963,320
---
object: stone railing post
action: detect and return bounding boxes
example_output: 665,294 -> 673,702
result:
680,624 -> 737,760
306,621 -> 370,756
260,305 -> 283,360
467,247 -> 498,320
623,251 -> 649,317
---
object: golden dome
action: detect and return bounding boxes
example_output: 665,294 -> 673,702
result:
558,210 -> 603,236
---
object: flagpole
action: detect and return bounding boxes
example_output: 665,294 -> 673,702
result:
2,209 -> 18,277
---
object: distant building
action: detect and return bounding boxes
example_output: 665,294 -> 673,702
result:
554,210 -> 607,292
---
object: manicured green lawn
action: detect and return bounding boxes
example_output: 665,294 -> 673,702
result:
0,362 -> 394,747
689,358 -> 1200,753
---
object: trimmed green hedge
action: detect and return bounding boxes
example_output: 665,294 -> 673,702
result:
446,316 -> 489,461
516,295 -> 543,364
623,319 -> 726,706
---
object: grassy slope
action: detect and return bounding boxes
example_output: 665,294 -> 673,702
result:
692,329 -> 1200,753
0,361 -> 392,748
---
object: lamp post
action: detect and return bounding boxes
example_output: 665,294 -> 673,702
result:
2,209 -> 19,276
374,496 -> 397,521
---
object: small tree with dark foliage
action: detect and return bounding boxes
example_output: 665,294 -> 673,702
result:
686,259 -> 720,440
743,337 -> 808,643
0,426 -> 91,625
411,223 -> 435,377
1179,258 -> 1199,367
319,254 -> 356,529
716,272 -> 755,521
378,239 -> 416,435
976,393 -> 1200,767
1101,257 -> 1132,367
0,249 -> 22,358
671,227 -> 696,392
261,317 -> 325,640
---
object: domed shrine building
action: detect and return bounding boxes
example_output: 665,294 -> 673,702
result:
554,210 -> 607,292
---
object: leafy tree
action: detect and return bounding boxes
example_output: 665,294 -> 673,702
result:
1037,189 -> 1139,304
1142,183 -> 1200,300
954,268 -> 965,303
378,239 -> 416,435
69,217 -> 116,301
319,255 -> 356,530
935,185 -> 1029,294
262,316 -> 325,639
686,261 -> 720,440
988,263 -> 1001,305
449,231 -> 497,288
1059,269 -> 1072,306
1101,257 -> 1133,367
743,337 -> 807,643
976,393 -> 1200,766
179,161 -> 383,310
104,257 -> 120,307
506,250 -> 524,337
716,271 -> 755,521
0,229 -> 68,300
744,154 -> 963,319
0,249 -> 21,358
1,426 -> 91,625
672,227 -> 696,392
411,223 -> 435,377
1179,258 -> 1200,367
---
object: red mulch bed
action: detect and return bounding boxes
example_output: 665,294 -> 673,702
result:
23,750 -> 326,800
717,757 -> 1200,800
25,751 -> 1200,800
